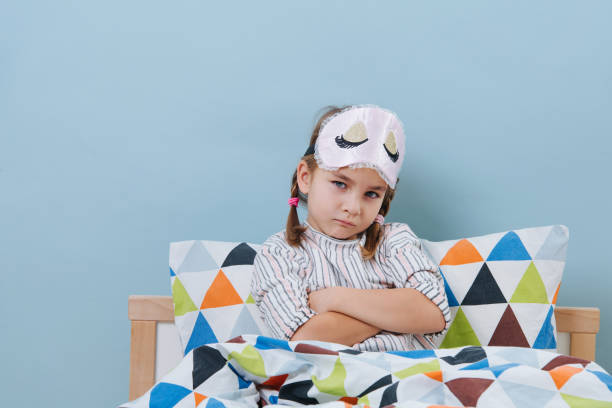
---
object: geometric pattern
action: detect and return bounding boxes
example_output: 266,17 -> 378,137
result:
119,334 -> 612,408
422,225 -> 568,351
170,240 -> 272,355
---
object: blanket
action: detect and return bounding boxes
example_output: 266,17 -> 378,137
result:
120,335 -> 612,408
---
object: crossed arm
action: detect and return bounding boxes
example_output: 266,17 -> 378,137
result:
290,287 -> 446,346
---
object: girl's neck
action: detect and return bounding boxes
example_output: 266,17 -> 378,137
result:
304,220 -> 366,244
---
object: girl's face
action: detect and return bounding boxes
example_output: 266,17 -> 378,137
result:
297,161 -> 387,240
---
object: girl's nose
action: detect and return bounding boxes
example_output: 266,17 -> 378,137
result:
342,194 -> 361,215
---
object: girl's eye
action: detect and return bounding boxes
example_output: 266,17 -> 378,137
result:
333,181 -> 347,189
365,191 -> 379,199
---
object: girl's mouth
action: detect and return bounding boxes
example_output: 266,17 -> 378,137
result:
335,219 -> 356,227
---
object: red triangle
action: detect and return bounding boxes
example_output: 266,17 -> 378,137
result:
440,239 -> 483,265
260,374 -> 289,390
445,378 -> 493,407
542,355 -> 590,371
339,397 -> 358,405
488,305 -> 529,347
200,269 -> 243,309
294,343 -> 339,355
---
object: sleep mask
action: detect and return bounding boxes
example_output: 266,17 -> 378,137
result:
305,105 -> 405,188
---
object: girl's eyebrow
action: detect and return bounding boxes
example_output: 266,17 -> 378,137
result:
332,172 -> 387,192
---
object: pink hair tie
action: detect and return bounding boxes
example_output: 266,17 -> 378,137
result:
288,197 -> 299,207
374,214 -> 384,224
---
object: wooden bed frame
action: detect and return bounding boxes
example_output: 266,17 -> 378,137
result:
127,295 -> 600,401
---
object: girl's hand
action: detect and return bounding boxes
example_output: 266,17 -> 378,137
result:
308,287 -> 344,314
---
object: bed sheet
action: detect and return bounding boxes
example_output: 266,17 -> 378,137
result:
119,335 -> 612,408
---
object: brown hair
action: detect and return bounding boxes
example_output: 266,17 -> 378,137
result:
286,105 -> 397,260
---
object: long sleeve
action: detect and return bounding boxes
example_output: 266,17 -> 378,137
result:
250,234 -> 316,340
381,223 -> 451,342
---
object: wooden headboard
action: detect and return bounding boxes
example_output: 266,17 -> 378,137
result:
127,295 -> 600,401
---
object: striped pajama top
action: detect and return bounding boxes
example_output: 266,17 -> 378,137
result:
250,222 -> 451,352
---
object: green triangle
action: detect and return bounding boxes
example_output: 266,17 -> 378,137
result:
440,307 -> 481,348
394,359 -> 440,379
561,393 -> 612,408
246,293 -> 255,304
311,357 -> 347,396
510,262 -> 549,303
229,345 -> 266,377
171,277 -> 198,316
357,395 -> 370,406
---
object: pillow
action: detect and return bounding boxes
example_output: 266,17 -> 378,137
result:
421,225 -> 568,351
169,240 -> 272,355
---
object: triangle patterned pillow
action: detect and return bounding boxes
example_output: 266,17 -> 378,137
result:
169,240 -> 272,355
421,225 -> 568,351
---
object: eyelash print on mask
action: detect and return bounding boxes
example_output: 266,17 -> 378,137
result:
384,131 -> 399,162
335,121 -> 368,149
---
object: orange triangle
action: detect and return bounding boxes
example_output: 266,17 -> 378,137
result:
424,370 -> 443,382
194,392 -> 207,406
200,269 -> 243,309
440,239 -> 483,265
552,283 -> 560,305
549,365 -> 583,389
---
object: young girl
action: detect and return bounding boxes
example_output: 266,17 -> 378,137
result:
250,105 -> 450,351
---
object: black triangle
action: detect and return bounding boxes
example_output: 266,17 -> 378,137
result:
461,263 -> 506,305
379,381 -> 399,407
339,348 -> 362,355
278,379 -> 319,405
441,346 -> 486,365
221,242 -> 257,267
192,345 -> 227,389
358,374 -> 392,397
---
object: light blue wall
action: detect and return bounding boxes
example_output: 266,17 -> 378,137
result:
1,1 -> 610,406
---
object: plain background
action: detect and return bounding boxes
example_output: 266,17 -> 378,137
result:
1,1 -> 611,406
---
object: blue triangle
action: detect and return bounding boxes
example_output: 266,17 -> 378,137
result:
535,225 -> 569,261
533,306 -> 557,349
254,336 -> 292,351
170,267 -> 175,277
441,269 -> 459,307
149,382 -> 192,408
489,363 -> 519,377
460,358 -> 489,370
587,370 -> 612,393
206,397 -> 226,408
178,241 -> 219,273
386,349 -> 436,359
498,380 -> 556,407
493,347 -> 539,368
230,306 -> 262,339
227,362 -> 253,389
185,312 -> 218,355
487,231 -> 531,261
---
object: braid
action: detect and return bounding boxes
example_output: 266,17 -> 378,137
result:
286,170 -> 306,246
285,106 -> 346,247
361,185 -> 396,260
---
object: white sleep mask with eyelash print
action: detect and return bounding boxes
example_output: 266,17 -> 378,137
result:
312,105 -> 405,188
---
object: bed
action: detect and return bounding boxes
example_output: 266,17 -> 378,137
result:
121,227 -> 611,407
126,294 -> 601,402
